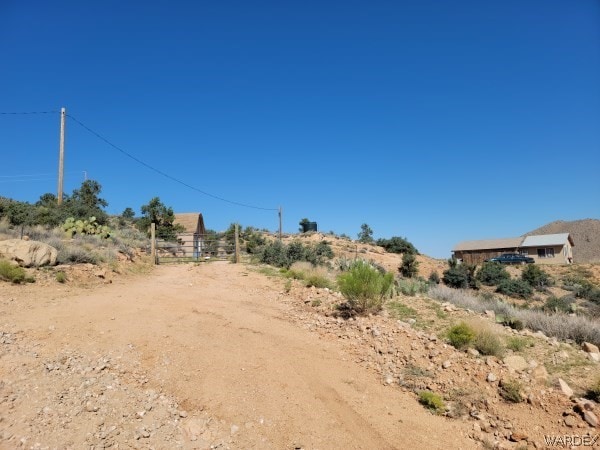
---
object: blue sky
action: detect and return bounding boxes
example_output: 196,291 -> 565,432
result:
1,0 -> 599,258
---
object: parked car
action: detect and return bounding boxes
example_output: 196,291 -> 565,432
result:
485,253 -> 535,264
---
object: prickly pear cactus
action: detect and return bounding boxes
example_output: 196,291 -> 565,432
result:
62,217 -> 111,238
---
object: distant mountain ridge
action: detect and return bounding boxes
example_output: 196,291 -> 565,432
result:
525,219 -> 600,263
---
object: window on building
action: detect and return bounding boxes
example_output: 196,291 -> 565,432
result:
537,248 -> 555,258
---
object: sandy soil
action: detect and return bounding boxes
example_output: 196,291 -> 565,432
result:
0,262 -> 479,450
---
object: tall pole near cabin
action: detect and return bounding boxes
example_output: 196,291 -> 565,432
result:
278,206 -> 282,241
57,107 -> 66,205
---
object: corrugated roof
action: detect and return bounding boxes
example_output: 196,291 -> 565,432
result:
453,237 -> 523,252
521,233 -> 573,247
174,213 -> 205,234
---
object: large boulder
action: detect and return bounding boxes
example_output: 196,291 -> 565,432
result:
0,239 -> 57,267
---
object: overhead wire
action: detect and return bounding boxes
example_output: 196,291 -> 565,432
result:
66,114 -> 279,211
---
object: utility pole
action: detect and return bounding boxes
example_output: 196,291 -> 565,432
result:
83,170 -> 87,181
278,206 -> 282,241
57,107 -> 66,205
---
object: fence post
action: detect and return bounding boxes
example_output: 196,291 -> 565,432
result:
151,223 -> 156,264
234,224 -> 240,263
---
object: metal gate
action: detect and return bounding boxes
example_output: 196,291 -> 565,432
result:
155,232 -> 237,264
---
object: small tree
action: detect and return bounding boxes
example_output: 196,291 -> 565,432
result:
137,197 -> 184,242
357,223 -> 374,243
377,236 -> 419,255
399,253 -> 419,278
121,207 -> 135,220
299,218 -> 310,233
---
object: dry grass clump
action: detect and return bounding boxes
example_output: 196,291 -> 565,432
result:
287,261 -> 334,289
430,285 -> 600,347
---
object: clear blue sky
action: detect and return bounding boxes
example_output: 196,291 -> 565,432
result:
1,0 -> 599,258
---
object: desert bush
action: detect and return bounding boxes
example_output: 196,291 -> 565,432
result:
418,391 -> 445,414
398,253 -> 419,278
430,285 -> 600,346
447,322 -> 476,350
257,240 -> 333,268
337,260 -> 394,314
521,264 -> 552,290
474,329 -> 504,357
506,336 -> 530,352
501,317 -> 524,331
376,236 -> 418,255
442,263 -> 479,289
428,271 -> 440,285
496,279 -> 532,299
0,260 -> 34,284
477,262 -> 510,286
56,244 -> 101,265
543,295 -> 575,313
585,378 -> 600,402
55,271 -> 67,283
499,379 -> 523,403
397,278 -> 429,296
517,309 -> 600,345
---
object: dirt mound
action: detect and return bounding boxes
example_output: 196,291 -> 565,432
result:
525,219 -> 600,263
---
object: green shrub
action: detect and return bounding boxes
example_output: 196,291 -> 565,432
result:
499,379 -> 523,403
543,295 -> 575,313
428,271 -> 440,285
442,263 -> 479,289
397,278 -> 429,296
376,236 -> 418,255
399,253 -> 419,278
501,317 -> 525,331
337,260 -> 394,314
521,265 -> 551,290
447,322 -> 476,350
474,330 -> 504,357
496,279 -> 532,299
477,262 -> 510,286
257,240 -> 333,268
506,336 -> 530,352
55,271 -> 67,283
418,391 -> 445,414
305,274 -> 333,289
0,260 -> 34,284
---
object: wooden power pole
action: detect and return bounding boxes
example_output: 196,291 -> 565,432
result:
278,206 -> 282,241
57,107 -> 66,205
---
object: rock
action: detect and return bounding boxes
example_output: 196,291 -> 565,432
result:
383,374 -> 395,385
442,360 -> 452,369
583,411 -> 598,428
556,378 -> 574,398
0,239 -> 57,267
484,310 -> 495,320
487,373 -> 497,383
589,353 -> 600,362
564,415 -> 577,427
178,410 -> 188,418
531,365 -> 549,384
503,355 -> 528,372
467,348 -> 480,357
230,424 -> 240,435
509,431 -> 528,442
582,342 -> 600,354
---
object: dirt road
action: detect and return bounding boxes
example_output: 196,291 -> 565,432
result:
1,263 -> 477,449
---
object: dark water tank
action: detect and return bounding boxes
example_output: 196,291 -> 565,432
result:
302,222 -> 318,233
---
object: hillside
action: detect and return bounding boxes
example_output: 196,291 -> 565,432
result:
525,219 -> 600,263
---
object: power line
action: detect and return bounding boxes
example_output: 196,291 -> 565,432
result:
67,113 -> 279,211
0,110 -> 59,115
